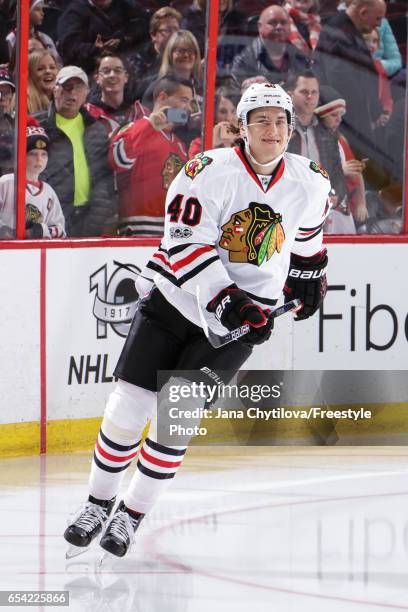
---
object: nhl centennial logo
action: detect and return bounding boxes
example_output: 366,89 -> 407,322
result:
90,261 -> 140,338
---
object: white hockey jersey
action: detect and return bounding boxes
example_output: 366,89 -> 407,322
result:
141,146 -> 331,333
0,174 -> 66,239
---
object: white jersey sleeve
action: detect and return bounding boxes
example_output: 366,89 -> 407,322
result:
40,184 -> 66,239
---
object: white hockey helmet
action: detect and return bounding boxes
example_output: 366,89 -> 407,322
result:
237,82 -> 295,130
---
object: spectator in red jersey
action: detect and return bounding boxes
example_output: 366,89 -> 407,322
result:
110,76 -> 193,237
86,51 -> 147,138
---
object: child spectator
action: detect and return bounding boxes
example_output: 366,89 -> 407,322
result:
0,118 -> 66,239
373,17 -> 402,78
27,49 -> 58,114
315,85 -> 368,233
363,27 -> 393,127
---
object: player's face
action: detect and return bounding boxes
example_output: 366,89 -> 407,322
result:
26,149 -> 48,178
96,56 -> 128,95
220,208 -> 253,261
321,109 -> 345,131
54,78 -> 89,118
290,76 -> 319,115
34,53 -> 57,95
244,107 -> 290,162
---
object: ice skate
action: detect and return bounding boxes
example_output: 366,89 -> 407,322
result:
99,501 -> 144,558
64,496 -> 115,559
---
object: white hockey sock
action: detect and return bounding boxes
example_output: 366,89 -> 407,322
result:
124,437 -> 187,514
89,380 -> 157,501
89,426 -> 141,501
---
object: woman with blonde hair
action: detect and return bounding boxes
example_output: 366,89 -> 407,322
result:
27,49 -> 58,114
158,29 -> 202,84
142,29 -> 202,113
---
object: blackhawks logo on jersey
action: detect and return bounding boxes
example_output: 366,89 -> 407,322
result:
26,203 -> 43,224
220,202 -> 285,265
309,160 -> 329,179
185,153 -> 213,180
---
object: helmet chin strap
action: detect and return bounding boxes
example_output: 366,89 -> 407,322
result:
244,138 -> 283,170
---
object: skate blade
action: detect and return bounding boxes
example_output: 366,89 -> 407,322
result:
96,551 -> 113,571
65,544 -> 90,559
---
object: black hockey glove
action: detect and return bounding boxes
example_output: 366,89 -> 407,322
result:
207,284 -> 273,345
283,250 -> 328,320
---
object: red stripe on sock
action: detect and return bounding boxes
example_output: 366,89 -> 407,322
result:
96,439 -> 138,463
140,446 -> 183,469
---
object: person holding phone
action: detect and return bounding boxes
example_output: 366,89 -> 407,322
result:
109,75 -> 192,236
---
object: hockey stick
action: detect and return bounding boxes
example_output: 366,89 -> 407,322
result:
112,261 -> 301,348
196,286 -> 301,348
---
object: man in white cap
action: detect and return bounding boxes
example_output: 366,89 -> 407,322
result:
64,82 -> 331,559
37,66 -> 117,236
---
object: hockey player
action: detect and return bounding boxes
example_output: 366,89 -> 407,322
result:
64,82 -> 330,558
0,119 -> 66,239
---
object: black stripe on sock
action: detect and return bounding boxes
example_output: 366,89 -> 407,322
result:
93,452 -> 132,474
137,461 -> 176,480
145,437 -> 186,456
99,429 -> 140,452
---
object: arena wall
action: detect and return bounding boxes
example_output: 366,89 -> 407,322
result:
0,241 -> 407,455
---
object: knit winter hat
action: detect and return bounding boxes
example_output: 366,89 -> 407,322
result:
30,0 -> 44,11
314,86 -> 346,118
26,117 -> 49,152
0,70 -> 15,89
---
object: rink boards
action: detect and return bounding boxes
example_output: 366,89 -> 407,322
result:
0,242 -> 407,454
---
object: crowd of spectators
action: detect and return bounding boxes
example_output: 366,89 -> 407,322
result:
0,0 -> 405,238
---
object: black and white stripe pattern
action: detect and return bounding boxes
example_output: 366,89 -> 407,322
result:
118,216 -> 165,237
112,138 -> 135,170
